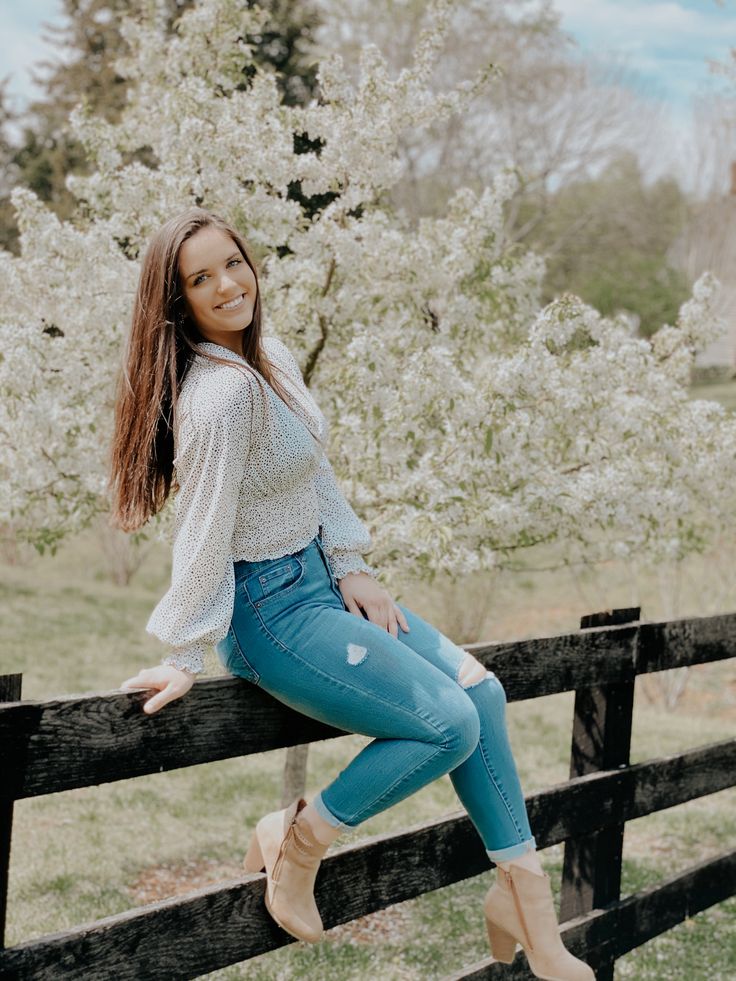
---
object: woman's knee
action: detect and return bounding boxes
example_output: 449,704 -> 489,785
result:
442,689 -> 481,764
481,670 -> 508,706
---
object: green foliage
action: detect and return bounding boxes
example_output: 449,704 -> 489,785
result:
521,151 -> 692,337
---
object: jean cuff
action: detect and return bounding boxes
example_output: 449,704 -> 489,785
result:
311,791 -> 349,829
486,835 -> 537,862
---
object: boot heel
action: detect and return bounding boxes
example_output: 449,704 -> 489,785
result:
486,919 -> 517,963
243,831 -> 265,873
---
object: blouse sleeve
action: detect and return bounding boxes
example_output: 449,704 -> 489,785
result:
313,451 -> 380,581
145,372 -> 254,675
266,334 -> 379,582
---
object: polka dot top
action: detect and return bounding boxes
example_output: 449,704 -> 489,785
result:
145,334 -> 378,676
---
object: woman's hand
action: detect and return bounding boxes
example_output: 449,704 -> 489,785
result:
119,665 -> 196,715
338,572 -> 410,639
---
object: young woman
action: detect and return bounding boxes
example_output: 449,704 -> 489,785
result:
110,207 -> 593,979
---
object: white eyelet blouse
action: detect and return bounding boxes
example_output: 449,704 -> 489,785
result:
145,335 -> 378,676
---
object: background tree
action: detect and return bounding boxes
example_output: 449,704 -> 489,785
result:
0,81 -> 23,253
527,151 -> 692,338
0,0 -> 323,251
312,0 -> 685,340
2,0 -> 731,574
313,0 -> 660,224
2,0 -> 734,747
667,87 -> 736,373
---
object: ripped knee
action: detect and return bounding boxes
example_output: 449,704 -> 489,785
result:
457,652 -> 488,689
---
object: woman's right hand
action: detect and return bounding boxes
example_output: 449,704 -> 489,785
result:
120,665 -> 196,714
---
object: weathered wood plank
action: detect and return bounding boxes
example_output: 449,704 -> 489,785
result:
468,624 -> 638,699
443,847 -> 736,980
637,614 -> 736,673
529,736 -> 736,845
0,814 -> 489,980
1,741 -> 734,979
3,611 -> 734,800
0,681 -> 350,801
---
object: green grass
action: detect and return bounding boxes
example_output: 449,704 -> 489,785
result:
2,523 -> 735,979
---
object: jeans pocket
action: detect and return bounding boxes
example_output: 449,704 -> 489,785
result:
243,556 -> 306,609
215,624 -> 260,685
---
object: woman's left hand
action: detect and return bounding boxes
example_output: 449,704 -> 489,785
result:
338,571 -> 410,639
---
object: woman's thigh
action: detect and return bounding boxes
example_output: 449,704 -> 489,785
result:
389,601 -> 491,685
220,537 -> 479,750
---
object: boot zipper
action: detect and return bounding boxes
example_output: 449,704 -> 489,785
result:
272,824 -> 295,884
273,819 -> 315,886
503,868 -> 534,952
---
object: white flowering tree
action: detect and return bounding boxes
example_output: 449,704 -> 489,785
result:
1,0 -> 735,602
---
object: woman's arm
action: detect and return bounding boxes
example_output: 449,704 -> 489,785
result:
314,454 -> 409,638
121,370 -> 255,712
313,450 -> 379,582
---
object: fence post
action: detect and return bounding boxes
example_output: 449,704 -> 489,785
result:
0,673 -> 22,951
559,607 -> 640,980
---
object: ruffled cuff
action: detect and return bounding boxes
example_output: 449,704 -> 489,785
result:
162,644 -> 206,676
331,552 -> 380,582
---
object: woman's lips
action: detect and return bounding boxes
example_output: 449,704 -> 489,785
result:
216,292 -> 246,310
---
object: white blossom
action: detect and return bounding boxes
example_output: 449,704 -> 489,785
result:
1,0 -> 734,583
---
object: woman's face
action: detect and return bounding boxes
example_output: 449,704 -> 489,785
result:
178,225 -> 258,351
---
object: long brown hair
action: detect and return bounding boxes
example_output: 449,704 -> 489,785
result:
107,206 -> 318,533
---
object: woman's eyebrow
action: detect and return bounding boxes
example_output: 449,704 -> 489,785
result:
184,252 -> 241,281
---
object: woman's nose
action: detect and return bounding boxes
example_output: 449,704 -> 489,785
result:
217,273 -> 238,292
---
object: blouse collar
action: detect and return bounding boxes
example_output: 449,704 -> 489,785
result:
195,338 -> 323,440
195,340 -> 248,363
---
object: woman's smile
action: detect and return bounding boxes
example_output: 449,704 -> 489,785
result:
178,225 -> 259,347
216,292 -> 246,311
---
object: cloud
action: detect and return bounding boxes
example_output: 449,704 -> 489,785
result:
552,0 -> 736,108
554,0 -> 736,41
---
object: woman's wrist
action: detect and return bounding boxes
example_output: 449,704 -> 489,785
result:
162,657 -> 200,677
162,644 -> 206,676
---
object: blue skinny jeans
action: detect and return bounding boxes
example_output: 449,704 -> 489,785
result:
216,532 -> 537,862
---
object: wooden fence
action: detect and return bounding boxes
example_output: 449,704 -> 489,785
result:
1,607 -> 735,979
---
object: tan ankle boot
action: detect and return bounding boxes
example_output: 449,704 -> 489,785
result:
483,863 -> 594,980
243,796 -> 330,943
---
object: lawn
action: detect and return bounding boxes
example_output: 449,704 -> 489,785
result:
2,509 -> 735,978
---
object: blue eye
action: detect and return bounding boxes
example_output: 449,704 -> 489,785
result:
192,258 -> 242,286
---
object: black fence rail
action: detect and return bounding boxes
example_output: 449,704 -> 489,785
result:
1,607 -> 734,979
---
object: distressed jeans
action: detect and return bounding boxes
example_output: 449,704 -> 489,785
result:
216,532 -> 537,862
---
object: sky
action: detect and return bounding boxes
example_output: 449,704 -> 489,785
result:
2,0 -> 735,189
552,0 -> 736,192
555,0 -> 735,112
1,0 -> 68,114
